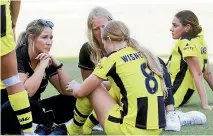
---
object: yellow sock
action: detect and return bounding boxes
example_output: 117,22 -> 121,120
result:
67,97 -> 92,134
83,111 -> 99,134
8,90 -> 33,133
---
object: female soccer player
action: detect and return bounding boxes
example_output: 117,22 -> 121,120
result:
67,7 -> 206,134
1,19 -> 76,135
1,0 -> 35,135
67,20 -> 167,135
168,10 -> 213,110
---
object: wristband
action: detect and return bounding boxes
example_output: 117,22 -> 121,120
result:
55,63 -> 63,70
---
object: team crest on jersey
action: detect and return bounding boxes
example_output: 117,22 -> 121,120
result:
97,60 -> 103,69
201,47 -> 207,54
97,63 -> 103,69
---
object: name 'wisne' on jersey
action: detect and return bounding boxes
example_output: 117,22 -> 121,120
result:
121,51 -> 144,63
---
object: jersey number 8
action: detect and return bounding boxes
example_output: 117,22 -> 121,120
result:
140,63 -> 158,94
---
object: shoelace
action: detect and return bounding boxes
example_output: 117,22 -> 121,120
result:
181,115 -> 195,126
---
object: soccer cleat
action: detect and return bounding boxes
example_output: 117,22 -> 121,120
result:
92,124 -> 104,131
164,111 -> 181,131
176,111 -> 207,126
49,124 -> 68,135
34,124 -> 52,135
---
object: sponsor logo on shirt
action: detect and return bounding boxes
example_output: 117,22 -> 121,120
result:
19,117 -> 30,122
183,43 -> 194,51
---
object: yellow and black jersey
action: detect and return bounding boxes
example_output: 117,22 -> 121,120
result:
167,33 -> 208,107
93,46 -> 166,130
1,0 -> 15,56
1,0 -> 15,89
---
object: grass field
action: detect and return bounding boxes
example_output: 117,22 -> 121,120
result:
42,57 -> 213,135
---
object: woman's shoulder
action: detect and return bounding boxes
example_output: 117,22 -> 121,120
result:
79,42 -> 91,57
16,45 -> 28,59
81,42 -> 91,50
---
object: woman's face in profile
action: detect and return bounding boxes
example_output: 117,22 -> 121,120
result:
170,16 -> 185,39
91,16 -> 108,44
35,27 -> 53,53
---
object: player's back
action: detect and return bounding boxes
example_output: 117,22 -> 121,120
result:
106,47 -> 166,130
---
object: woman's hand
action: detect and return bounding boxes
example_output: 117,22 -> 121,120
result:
66,80 -> 81,91
49,54 -> 61,67
35,53 -> 52,68
202,104 -> 213,110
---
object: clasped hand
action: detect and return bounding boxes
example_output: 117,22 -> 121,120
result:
35,53 -> 60,68
66,80 -> 81,95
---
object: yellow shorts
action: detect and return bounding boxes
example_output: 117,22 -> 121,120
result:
1,1 -> 15,57
173,76 -> 195,107
104,104 -> 162,135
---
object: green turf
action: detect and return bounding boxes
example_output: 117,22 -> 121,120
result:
42,57 -> 213,135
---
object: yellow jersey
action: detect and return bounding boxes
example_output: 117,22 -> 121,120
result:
167,33 -> 208,106
93,46 -> 166,129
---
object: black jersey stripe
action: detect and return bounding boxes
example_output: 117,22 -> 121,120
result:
1,5 -> 6,37
106,63 -> 128,124
135,97 -> 148,129
172,47 -> 188,94
179,88 -> 195,107
158,96 -> 166,128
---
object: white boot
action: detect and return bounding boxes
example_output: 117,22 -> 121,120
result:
176,111 -> 207,126
165,111 -> 181,131
92,124 -> 103,131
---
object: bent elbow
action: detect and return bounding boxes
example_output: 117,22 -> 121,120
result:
24,86 -> 35,97
74,90 -> 86,98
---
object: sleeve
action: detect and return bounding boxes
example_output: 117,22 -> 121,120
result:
93,57 -> 115,80
16,52 -> 26,73
78,42 -> 95,70
179,39 -> 198,59
46,66 -> 58,79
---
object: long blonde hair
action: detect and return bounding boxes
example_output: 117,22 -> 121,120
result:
102,20 -> 167,97
87,6 -> 113,66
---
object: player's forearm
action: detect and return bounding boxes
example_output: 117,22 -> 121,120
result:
193,75 -> 209,108
57,68 -> 72,92
10,0 -> 21,27
24,65 -> 46,97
